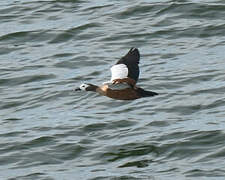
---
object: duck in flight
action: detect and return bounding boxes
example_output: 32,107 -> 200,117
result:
75,48 -> 158,100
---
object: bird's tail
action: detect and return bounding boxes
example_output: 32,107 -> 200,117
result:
136,87 -> 158,97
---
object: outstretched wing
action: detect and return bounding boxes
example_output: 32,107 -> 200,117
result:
113,47 -> 140,82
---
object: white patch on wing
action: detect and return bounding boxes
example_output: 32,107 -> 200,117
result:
110,64 -> 128,82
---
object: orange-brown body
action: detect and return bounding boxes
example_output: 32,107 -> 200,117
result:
97,84 -> 140,100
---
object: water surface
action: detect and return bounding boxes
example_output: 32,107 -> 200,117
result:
1,0 -> 225,179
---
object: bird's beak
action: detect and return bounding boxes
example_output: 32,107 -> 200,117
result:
74,87 -> 81,91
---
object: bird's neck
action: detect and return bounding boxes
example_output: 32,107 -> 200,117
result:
86,84 -> 98,92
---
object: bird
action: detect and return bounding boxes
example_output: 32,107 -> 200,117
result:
75,48 -> 158,100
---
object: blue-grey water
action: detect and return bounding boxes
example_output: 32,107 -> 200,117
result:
1,0 -> 225,179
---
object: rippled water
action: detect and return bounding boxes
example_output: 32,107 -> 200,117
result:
1,0 -> 225,179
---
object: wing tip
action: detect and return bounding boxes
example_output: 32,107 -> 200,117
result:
128,47 -> 140,64
115,47 -> 140,65
129,47 -> 139,53
129,47 -> 140,55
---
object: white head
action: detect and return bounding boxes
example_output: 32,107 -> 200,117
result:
75,83 -> 97,91
79,83 -> 89,90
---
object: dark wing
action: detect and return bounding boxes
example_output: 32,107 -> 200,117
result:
115,47 -> 140,82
